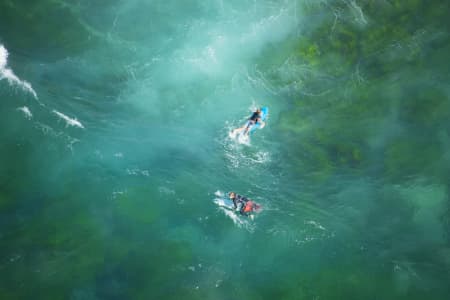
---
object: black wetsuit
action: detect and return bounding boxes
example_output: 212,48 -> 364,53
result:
245,111 -> 261,133
232,194 -> 251,215
249,111 -> 260,121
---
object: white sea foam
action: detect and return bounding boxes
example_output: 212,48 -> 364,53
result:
114,152 -> 124,158
305,220 -> 326,231
0,44 -> 38,99
251,151 -> 270,164
0,45 -> 7,69
17,106 -> 32,119
52,110 -> 85,129
34,121 -> 80,152
126,168 -> 150,176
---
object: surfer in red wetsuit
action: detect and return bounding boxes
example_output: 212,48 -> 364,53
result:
228,192 -> 260,216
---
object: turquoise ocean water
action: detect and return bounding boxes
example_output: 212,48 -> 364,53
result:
1,1 -> 449,299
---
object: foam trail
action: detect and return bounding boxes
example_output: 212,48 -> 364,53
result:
0,44 -> 38,99
17,106 -> 32,119
53,110 -> 85,129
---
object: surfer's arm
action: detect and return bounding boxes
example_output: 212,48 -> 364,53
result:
258,120 -> 266,129
232,198 -> 238,209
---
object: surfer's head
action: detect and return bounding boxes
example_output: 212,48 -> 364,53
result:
228,192 -> 236,199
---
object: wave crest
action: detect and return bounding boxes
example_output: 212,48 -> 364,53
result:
0,44 -> 38,99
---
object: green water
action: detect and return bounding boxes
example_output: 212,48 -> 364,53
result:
1,0 -> 449,299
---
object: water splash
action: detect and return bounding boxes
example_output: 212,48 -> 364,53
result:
223,120 -> 271,170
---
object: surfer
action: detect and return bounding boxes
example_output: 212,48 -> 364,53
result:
231,108 -> 266,137
228,192 -> 260,216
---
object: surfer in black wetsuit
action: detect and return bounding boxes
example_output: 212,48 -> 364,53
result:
231,108 -> 266,136
228,192 -> 260,216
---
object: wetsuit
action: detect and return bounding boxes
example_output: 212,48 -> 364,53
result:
249,111 -> 260,122
232,194 -> 254,216
231,194 -> 247,209
245,111 -> 261,132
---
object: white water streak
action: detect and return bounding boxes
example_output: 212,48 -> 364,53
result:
346,0 -> 367,25
53,110 -> 85,129
17,106 -> 32,119
0,45 -> 38,99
